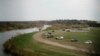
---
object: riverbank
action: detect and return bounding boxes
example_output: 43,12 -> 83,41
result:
0,25 -> 35,32
3,32 -> 36,56
0,22 -> 37,32
3,32 -> 87,56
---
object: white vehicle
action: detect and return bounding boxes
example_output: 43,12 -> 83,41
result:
56,36 -> 64,40
84,40 -> 92,44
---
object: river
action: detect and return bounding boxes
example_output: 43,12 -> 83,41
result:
0,25 -> 51,56
0,27 -> 40,56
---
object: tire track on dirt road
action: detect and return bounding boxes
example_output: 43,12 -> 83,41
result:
33,32 -> 89,53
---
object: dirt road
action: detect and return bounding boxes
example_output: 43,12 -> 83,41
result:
33,32 -> 89,53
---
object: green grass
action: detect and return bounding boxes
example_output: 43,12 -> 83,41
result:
63,29 -> 100,43
43,29 -> 100,50
9,32 -> 87,56
12,33 -> 37,48
63,32 -> 91,43
44,29 -> 100,51
45,30 -> 94,43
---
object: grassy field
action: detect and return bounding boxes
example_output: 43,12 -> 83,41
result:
45,30 -> 91,41
56,31 -> 91,43
4,32 -> 88,56
44,29 -> 100,49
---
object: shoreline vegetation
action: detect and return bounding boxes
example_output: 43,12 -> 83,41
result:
0,20 -> 100,32
3,33 -> 35,56
2,20 -> 100,56
0,22 -> 37,32
3,32 -> 87,56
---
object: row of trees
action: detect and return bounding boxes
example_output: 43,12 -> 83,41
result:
0,20 -> 100,31
0,21 -> 37,31
48,20 -> 100,27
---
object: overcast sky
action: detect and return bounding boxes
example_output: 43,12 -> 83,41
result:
0,0 -> 99,21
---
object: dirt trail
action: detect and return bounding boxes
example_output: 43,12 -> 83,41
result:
33,32 -> 89,53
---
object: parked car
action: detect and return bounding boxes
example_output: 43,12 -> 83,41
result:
70,38 -> 78,42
